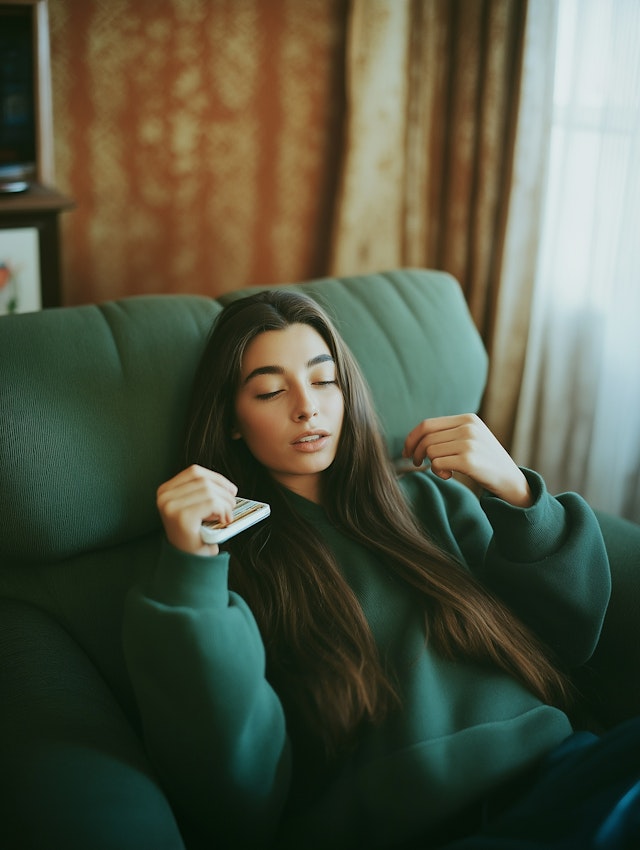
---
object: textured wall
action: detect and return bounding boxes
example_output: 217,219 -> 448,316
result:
48,0 -> 347,305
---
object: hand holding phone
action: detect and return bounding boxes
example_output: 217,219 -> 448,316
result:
200,497 -> 270,544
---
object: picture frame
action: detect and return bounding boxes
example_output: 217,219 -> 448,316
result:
0,226 -> 41,314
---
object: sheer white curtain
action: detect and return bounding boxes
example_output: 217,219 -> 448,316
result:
512,0 -> 640,522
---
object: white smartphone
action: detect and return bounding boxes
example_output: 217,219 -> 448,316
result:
200,497 -> 271,544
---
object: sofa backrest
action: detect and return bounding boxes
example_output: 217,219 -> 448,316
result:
1,295 -> 221,564
0,268 -> 487,567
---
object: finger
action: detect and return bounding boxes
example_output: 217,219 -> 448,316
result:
159,491 -> 233,554
408,430 -> 468,468
403,424 -> 434,465
432,467 -> 453,480
160,489 -> 236,526
157,465 -> 237,498
158,467 -> 237,507
157,477 -> 222,509
157,478 -> 237,527
429,454 -> 461,480
403,415 -> 474,460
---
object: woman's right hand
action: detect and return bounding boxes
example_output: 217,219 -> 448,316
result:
156,464 -> 238,556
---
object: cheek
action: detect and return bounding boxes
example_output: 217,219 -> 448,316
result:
233,396 -> 259,440
332,393 -> 345,430
234,405 -> 283,450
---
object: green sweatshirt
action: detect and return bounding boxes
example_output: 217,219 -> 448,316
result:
123,469 -> 611,849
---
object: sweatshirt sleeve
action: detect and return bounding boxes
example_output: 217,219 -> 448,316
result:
401,468 -> 611,667
122,539 -> 291,848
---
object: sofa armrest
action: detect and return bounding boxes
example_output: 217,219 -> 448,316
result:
0,599 -> 185,850
573,511 -> 640,727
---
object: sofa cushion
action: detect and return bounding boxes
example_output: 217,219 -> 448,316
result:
0,295 -> 220,563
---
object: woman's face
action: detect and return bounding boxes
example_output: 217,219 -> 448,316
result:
233,323 -> 345,503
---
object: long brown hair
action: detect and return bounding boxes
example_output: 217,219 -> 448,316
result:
186,290 -> 572,759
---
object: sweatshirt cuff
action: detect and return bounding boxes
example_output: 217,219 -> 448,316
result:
146,538 -> 232,609
479,468 -> 567,562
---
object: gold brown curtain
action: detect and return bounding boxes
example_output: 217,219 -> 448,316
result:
329,0 -> 536,447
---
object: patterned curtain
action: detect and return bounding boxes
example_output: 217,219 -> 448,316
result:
329,0 -> 532,446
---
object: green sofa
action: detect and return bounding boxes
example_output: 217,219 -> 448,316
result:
1,268 -> 638,849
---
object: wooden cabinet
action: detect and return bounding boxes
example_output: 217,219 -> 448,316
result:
0,185 -> 73,310
1,0 -> 73,312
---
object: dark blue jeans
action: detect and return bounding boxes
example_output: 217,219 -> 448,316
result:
444,718 -> 640,849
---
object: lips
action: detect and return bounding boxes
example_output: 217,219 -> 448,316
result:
291,429 -> 329,445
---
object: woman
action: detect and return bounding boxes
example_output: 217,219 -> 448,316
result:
123,290 -> 637,849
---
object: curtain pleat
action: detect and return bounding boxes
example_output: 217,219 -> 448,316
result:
482,1 -> 557,448
329,0 -> 412,274
329,0 -> 530,446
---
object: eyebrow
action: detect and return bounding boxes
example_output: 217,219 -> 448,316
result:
243,354 -> 335,384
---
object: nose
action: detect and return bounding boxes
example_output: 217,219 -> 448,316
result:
293,386 -> 318,421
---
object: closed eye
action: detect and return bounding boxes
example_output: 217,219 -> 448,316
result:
256,380 -> 336,400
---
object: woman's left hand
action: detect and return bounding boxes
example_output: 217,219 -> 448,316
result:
403,413 -> 533,508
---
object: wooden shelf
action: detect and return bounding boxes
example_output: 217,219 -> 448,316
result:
0,183 -> 74,214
